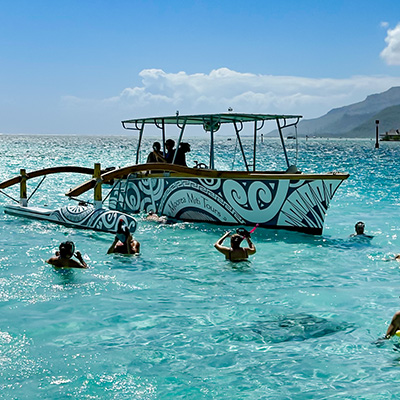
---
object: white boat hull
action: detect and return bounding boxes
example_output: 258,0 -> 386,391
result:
108,175 -> 345,234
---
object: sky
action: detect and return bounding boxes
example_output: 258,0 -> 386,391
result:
1,0 -> 400,135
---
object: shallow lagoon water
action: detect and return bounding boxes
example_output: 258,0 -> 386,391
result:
0,135 -> 400,399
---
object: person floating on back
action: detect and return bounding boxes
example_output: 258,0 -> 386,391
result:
350,221 -> 373,239
214,228 -> 256,261
46,241 -> 88,269
107,219 -> 140,255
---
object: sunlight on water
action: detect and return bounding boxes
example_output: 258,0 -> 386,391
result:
0,135 -> 400,398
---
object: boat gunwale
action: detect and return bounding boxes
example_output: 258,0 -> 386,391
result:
65,163 -> 349,197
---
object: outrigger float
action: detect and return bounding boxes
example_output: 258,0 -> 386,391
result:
0,165 -> 136,234
63,112 -> 348,235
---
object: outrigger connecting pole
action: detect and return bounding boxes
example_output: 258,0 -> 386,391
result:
19,169 -> 27,207
93,163 -> 103,209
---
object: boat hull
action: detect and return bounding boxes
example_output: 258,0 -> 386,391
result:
108,174 -> 346,234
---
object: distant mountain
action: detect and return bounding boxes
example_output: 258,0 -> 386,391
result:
297,86 -> 400,137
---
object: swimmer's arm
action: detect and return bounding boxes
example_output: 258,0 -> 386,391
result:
107,237 -> 119,254
46,257 -> 58,266
245,237 -> 256,255
74,251 -> 88,268
214,232 -> 231,255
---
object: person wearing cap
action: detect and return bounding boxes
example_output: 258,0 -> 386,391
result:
165,139 -> 176,163
46,241 -> 88,269
214,231 -> 256,261
107,220 -> 140,255
350,221 -> 373,238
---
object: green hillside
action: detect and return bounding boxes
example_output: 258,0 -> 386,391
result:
298,86 -> 400,137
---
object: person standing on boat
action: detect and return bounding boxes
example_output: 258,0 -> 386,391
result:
174,142 -> 191,166
165,139 -> 176,163
46,241 -> 88,269
146,142 -> 166,163
214,230 -> 256,261
107,219 -> 140,255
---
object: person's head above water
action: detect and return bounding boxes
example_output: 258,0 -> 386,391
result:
355,221 -> 365,235
59,241 -> 75,258
230,234 -> 244,249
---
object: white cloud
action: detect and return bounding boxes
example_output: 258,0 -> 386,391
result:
61,68 -> 400,134
381,21 -> 389,28
381,23 -> 400,65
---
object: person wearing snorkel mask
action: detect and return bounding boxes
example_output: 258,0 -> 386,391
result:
46,241 -> 88,269
107,219 -> 140,255
214,227 -> 256,261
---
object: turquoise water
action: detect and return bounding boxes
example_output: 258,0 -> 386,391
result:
0,135 -> 400,399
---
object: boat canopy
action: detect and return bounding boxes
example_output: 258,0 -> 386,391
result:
121,113 -> 303,171
122,113 -> 302,130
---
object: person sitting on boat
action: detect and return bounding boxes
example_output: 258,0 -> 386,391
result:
165,139 -> 176,163
384,310 -> 400,339
174,142 -> 191,166
107,219 -> 140,255
350,221 -> 373,238
214,230 -> 256,261
46,241 -> 88,269
146,141 -> 166,163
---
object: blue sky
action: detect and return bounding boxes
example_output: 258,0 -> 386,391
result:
1,0 -> 400,134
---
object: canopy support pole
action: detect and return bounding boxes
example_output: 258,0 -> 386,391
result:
172,119 -> 187,164
277,119 -> 290,168
135,124 -> 145,164
233,121 -> 249,172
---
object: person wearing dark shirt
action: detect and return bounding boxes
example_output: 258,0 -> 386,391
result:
165,139 -> 175,163
174,142 -> 191,166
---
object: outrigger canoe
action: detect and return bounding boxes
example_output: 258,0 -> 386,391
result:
0,166 -> 136,234
64,113 -> 348,234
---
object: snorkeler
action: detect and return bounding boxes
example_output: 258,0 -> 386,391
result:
46,241 -> 88,269
107,219 -> 140,255
214,229 -> 256,261
350,221 -> 373,239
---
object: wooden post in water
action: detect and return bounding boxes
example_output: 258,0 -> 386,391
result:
19,169 -> 28,206
93,163 -> 102,209
375,120 -> 380,149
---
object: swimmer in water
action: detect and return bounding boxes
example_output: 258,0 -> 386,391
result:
146,211 -> 169,224
350,221 -> 373,239
107,219 -> 140,255
214,230 -> 256,261
46,241 -> 88,269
